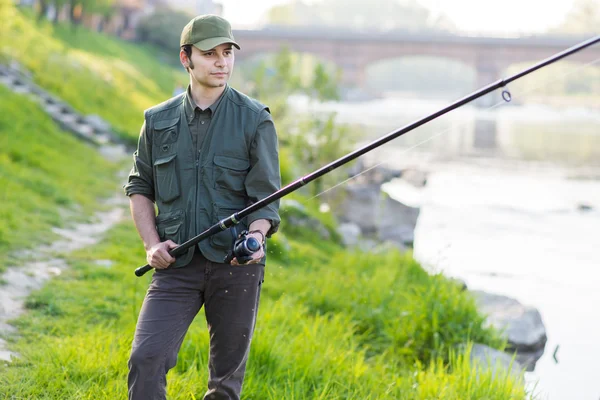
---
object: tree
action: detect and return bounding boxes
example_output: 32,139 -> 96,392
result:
136,8 -> 193,51
246,48 -> 355,197
552,0 -> 599,34
288,112 -> 357,198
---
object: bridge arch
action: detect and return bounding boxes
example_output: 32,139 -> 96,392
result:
363,55 -> 477,97
234,28 -> 600,98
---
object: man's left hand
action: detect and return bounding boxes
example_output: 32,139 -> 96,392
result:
230,231 -> 265,266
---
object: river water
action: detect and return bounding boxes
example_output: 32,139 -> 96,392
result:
291,93 -> 600,400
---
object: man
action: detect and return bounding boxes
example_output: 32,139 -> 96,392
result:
123,14 -> 281,400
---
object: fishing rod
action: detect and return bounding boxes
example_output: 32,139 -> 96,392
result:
135,34 -> 600,277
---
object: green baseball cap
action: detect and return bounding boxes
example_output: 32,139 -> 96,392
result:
180,15 -> 240,51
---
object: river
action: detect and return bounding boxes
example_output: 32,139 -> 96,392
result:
291,93 -> 600,400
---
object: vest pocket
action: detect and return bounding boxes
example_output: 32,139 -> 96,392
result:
213,155 -> 249,193
154,117 -> 180,145
154,154 -> 180,203
156,209 -> 185,244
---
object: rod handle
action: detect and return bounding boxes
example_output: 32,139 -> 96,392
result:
135,264 -> 153,277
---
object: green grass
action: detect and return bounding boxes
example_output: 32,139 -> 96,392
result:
0,4 -> 531,398
0,5 -> 186,143
0,221 -> 529,399
0,85 -> 121,270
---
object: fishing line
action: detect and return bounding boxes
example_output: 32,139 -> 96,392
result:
308,56 -> 600,201
134,36 -> 600,276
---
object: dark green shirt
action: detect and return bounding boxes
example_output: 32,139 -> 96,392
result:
183,85 -> 225,151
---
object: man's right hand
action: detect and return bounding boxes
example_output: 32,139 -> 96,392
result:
146,241 -> 178,269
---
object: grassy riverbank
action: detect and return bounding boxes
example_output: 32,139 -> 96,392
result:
0,4 -> 531,399
0,217 -> 527,399
0,85 -> 121,271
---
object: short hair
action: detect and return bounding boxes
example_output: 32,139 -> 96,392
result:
181,44 -> 193,59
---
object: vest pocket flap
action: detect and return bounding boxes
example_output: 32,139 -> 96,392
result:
155,209 -> 184,225
154,154 -> 177,166
213,155 -> 249,171
164,224 -> 181,236
156,209 -> 185,249
154,117 -> 180,130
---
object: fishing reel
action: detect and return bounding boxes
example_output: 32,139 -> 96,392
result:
223,226 -> 263,265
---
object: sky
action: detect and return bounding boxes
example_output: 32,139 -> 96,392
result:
218,0 -> 577,35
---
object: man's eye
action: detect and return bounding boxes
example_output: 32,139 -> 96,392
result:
204,52 -> 214,56
224,51 -> 232,56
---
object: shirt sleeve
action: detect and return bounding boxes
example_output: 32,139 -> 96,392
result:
123,117 -> 155,201
244,109 -> 281,237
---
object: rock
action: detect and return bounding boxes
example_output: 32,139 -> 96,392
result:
280,199 -> 306,214
469,343 -> 524,378
8,60 -> 32,80
0,62 -> 123,159
98,144 -> 128,161
450,277 -> 468,291
472,290 -> 547,371
71,123 -> 96,142
0,338 -> 19,362
400,168 -> 428,187
286,214 -> 330,240
337,223 -> 362,247
95,260 -> 114,269
83,114 -> 112,133
378,224 -> 415,247
339,184 -> 382,234
347,160 -> 403,186
337,166 -> 422,251
281,199 -> 331,240
378,194 -> 419,247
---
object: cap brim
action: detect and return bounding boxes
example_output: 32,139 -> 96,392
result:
193,37 -> 241,51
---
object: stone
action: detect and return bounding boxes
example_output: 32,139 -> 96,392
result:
469,343 -> 524,378
83,114 -> 112,133
472,290 -> 547,371
337,222 -> 362,247
95,260 -> 114,269
339,184 -> 383,234
401,168 -> 428,187
280,199 -> 331,240
0,338 -> 19,362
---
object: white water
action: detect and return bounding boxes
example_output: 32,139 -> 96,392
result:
385,160 -> 600,400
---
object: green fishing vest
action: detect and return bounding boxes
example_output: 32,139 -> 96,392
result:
145,86 -> 270,267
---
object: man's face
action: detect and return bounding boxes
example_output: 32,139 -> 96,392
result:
182,43 -> 235,89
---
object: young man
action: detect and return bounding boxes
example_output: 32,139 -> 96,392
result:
123,14 -> 281,400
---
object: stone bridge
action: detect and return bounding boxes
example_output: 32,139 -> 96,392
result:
233,27 -> 600,90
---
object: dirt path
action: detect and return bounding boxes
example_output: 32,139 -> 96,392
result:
0,194 -> 129,361
0,60 -> 133,362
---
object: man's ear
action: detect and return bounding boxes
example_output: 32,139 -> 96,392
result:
179,49 -> 188,68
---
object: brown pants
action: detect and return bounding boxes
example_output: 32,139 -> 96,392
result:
127,251 -> 264,400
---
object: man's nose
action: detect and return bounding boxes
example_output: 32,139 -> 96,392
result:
215,54 -> 225,67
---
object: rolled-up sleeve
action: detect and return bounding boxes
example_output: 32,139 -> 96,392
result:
123,117 -> 155,201
245,109 -> 281,237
